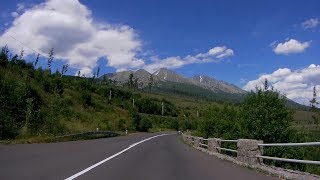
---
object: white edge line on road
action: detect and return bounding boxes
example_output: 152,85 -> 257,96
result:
64,133 -> 170,180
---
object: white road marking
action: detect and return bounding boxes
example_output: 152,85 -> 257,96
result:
65,133 -> 170,180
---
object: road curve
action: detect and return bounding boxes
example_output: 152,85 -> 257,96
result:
0,133 -> 276,180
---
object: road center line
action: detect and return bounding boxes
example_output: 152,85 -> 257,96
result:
65,133 -> 170,180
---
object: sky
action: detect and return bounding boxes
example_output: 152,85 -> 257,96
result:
0,0 -> 319,105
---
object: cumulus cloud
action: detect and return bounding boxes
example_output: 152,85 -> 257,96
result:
144,46 -> 234,72
273,39 -> 310,55
10,3 -> 26,18
0,0 -> 143,75
0,0 -> 234,75
243,64 -> 320,106
10,12 -> 19,18
16,3 -> 25,12
301,18 -> 319,29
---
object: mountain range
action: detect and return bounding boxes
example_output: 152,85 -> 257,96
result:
100,68 -> 307,109
105,68 -> 246,95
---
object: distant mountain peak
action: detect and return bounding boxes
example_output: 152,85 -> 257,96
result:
153,68 -> 189,83
105,68 -> 246,95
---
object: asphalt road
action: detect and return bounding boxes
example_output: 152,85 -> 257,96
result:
0,133 -> 276,180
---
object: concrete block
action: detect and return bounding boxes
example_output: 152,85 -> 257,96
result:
237,139 -> 263,165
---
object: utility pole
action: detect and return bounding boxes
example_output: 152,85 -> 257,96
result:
161,102 -> 164,116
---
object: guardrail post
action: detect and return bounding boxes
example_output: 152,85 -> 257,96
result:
193,137 -> 200,148
208,138 -> 221,153
237,139 -> 263,165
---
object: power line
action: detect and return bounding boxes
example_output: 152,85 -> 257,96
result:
0,27 -> 49,58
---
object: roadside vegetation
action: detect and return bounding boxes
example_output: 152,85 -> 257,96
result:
0,46 -> 180,141
192,80 -> 320,175
0,45 -> 319,174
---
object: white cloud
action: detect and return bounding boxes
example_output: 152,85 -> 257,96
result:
301,18 -> 319,29
0,0 -> 234,75
10,3 -> 26,18
0,0 -> 143,75
144,46 -> 234,72
196,46 -> 234,59
10,12 -> 19,18
273,39 -> 310,55
17,3 -> 25,12
239,78 -> 248,84
243,64 -> 320,106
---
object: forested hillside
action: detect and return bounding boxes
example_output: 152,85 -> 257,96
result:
0,46 -> 181,140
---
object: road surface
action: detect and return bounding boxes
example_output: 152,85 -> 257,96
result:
0,133 -> 276,180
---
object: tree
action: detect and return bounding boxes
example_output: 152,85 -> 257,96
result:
128,73 -> 134,89
133,78 -> 139,90
240,80 -> 294,143
47,48 -> 54,70
139,117 -> 152,132
310,86 -> 319,126
0,45 -> 9,67
240,81 -> 308,170
148,74 -> 154,91
96,67 -> 100,78
61,64 -> 68,78
310,86 -> 319,109
34,53 -> 40,67
19,49 -> 24,60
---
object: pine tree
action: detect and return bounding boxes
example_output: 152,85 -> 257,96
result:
310,86 -> 319,126
148,74 -> 154,91
128,73 -> 134,89
310,86 -> 319,109
34,53 -> 40,67
47,48 -> 54,70
61,64 -> 69,77
19,49 -> 24,60
0,45 -> 9,67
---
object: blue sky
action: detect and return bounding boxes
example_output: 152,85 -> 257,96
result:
0,0 -> 319,105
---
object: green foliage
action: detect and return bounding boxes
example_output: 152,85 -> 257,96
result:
0,46 -> 9,67
309,86 -> 320,126
240,87 -> 294,143
135,98 -> 161,115
196,103 -> 240,139
1,45 -> 318,174
195,81 -> 313,172
130,110 -> 141,131
81,91 -> 93,106
139,116 -> 153,132
179,117 -> 197,131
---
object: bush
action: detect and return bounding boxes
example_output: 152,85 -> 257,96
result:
81,91 -> 93,106
139,116 -> 153,132
240,86 -> 294,143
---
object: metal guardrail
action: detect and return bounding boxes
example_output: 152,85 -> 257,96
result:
257,141 -> 320,165
258,142 -> 320,147
186,135 -> 320,166
199,143 -> 208,147
256,155 -> 320,165
218,139 -> 237,153
217,147 -> 237,153
219,139 -> 238,143
199,138 -> 209,148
